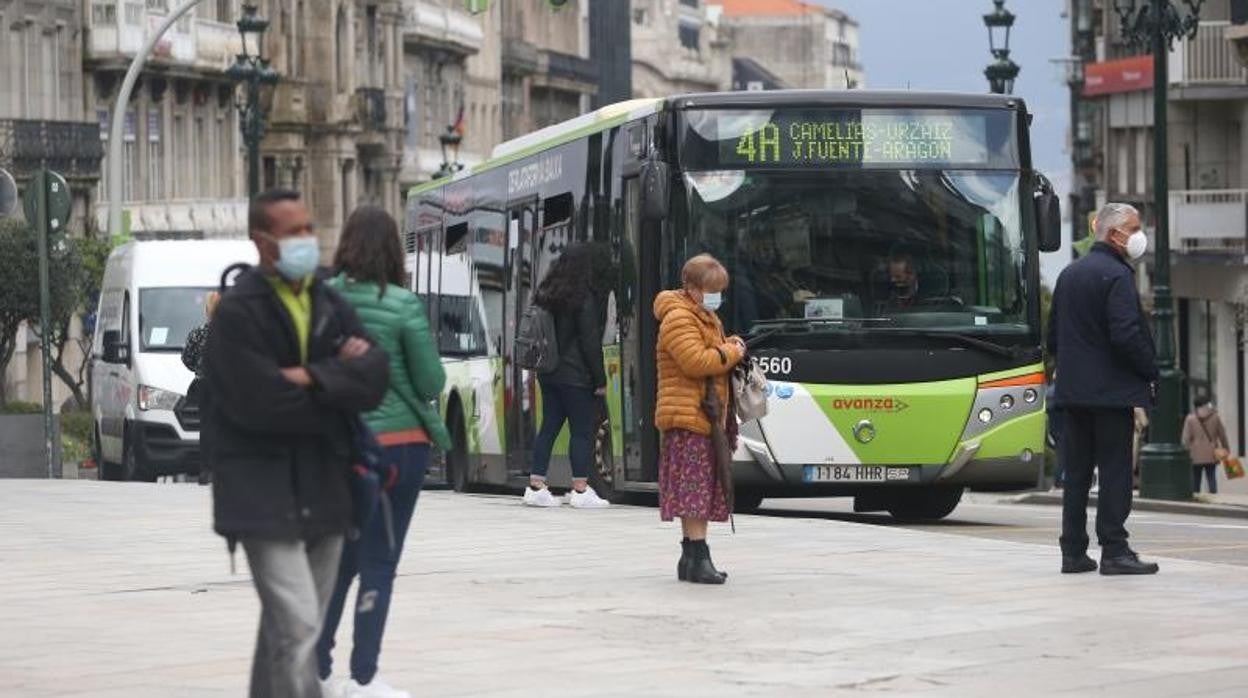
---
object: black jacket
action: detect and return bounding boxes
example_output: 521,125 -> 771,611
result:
203,269 -> 389,540
1047,242 -> 1158,409
543,296 -> 607,389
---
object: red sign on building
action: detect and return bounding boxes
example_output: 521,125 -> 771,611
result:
1082,56 -> 1154,97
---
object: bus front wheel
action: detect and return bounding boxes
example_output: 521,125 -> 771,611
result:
885,486 -> 963,523
447,407 -> 472,494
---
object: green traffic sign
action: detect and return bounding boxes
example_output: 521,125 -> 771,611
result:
22,170 -> 71,232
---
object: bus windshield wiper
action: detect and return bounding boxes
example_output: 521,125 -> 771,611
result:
878,328 -> 1019,358
745,317 -> 896,347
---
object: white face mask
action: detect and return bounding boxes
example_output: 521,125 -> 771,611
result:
701,292 -> 723,312
1124,230 -> 1148,260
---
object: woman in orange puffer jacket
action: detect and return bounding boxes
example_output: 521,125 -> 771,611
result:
654,254 -> 745,584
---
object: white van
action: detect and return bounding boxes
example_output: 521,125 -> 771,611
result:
91,240 -> 258,481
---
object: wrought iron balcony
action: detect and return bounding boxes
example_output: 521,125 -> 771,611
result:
356,87 -> 387,131
545,50 -> 598,86
1169,189 -> 1248,255
0,119 -> 104,181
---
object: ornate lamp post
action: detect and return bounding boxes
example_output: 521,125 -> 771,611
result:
983,0 -> 1021,94
226,3 -> 280,199
1113,0 -> 1205,501
436,126 -> 463,180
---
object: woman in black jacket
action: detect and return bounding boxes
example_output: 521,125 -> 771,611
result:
525,243 -> 615,508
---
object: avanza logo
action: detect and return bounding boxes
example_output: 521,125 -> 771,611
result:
830,397 -> 909,413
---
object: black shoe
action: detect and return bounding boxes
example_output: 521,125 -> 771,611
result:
685,540 -> 727,585
1100,551 -> 1159,576
1061,555 -> 1097,574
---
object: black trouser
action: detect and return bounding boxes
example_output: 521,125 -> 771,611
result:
1193,463 -> 1218,494
1058,406 -> 1135,559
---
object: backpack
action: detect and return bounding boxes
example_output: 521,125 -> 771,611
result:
515,302 -> 560,373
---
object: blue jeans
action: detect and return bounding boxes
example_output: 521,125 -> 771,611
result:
317,443 -> 428,685
531,379 -> 596,481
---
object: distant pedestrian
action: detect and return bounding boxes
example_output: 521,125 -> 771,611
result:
182,290 -> 219,485
316,205 -> 450,698
524,242 -> 615,509
203,189 -> 389,698
1183,395 -> 1229,494
1048,202 -> 1160,576
654,254 -> 745,584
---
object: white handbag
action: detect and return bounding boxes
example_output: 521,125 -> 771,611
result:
733,356 -> 770,423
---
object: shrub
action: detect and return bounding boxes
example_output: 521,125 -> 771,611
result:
0,401 -> 43,415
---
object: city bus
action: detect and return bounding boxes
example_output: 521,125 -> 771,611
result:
406,90 -> 1061,521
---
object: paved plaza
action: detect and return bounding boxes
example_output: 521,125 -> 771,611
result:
2,480 -> 1247,697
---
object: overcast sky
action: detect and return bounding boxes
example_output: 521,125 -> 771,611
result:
823,0 -> 1072,284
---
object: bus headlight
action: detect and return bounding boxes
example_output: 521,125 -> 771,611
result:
978,408 -> 993,423
999,394 -> 1015,410
1023,388 -> 1038,403
138,385 -> 182,411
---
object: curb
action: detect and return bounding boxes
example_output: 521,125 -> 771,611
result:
1011,491 -> 1248,520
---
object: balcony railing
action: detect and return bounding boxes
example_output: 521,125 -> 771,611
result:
87,1 -> 241,73
0,120 -> 104,181
1169,189 -> 1248,254
356,88 -> 387,131
1169,21 -> 1248,86
545,50 -> 599,86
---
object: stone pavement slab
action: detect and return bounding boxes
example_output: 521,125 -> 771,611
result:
1,480 -> 1247,697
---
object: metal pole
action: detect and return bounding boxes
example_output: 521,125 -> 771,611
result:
107,0 -> 204,237
246,80 -> 261,198
35,171 -> 54,478
1138,1 -> 1193,501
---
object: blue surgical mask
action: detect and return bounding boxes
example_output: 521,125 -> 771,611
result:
701,292 -> 723,312
269,235 -> 320,281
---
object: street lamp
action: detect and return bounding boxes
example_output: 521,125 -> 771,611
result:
437,126 -> 463,180
983,0 -> 1021,94
1112,0 -> 1205,501
226,3 -> 280,199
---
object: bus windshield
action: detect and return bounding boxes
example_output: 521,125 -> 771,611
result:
681,168 -> 1033,344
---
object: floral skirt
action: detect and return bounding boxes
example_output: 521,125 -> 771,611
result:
659,429 -> 730,523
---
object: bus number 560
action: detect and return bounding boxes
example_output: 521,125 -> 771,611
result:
758,357 -> 792,375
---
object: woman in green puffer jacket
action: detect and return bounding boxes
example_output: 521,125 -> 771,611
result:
316,205 -> 449,698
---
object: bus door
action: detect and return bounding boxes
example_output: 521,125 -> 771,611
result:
506,199 -> 540,478
613,176 -> 654,484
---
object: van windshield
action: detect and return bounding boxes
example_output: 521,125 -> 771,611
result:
139,287 -> 213,352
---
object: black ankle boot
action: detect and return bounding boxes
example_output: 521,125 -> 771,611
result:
686,540 -> 727,585
677,538 -> 691,581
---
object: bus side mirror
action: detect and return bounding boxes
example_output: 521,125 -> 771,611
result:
1035,174 -> 1061,253
641,159 -> 670,222
102,330 -> 129,365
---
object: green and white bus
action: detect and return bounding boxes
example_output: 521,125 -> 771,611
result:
406,90 -> 1061,521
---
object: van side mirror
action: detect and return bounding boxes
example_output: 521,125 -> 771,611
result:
1035,173 -> 1062,253
102,330 -> 129,365
640,159 -> 670,222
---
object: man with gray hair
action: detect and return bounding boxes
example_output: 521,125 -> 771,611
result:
1047,202 -> 1159,576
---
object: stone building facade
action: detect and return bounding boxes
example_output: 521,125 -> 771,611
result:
709,0 -> 864,90
631,0 -> 730,98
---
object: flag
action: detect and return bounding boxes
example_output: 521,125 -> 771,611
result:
465,0 -> 489,14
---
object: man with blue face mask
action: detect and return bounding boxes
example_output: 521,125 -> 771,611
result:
203,189 -> 390,698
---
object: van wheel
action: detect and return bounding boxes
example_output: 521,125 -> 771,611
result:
96,427 -> 123,481
886,487 -> 963,523
123,431 -> 156,483
447,408 -> 472,493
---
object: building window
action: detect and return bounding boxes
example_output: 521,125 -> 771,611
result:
124,2 -> 144,25
341,159 -> 356,220
195,117 -> 207,196
678,24 -> 700,51
147,106 -> 164,199
335,6 -> 349,92
173,114 -> 185,197
93,2 -> 118,26
1116,133 -> 1129,196
147,0 -> 169,12
124,110 -> 138,201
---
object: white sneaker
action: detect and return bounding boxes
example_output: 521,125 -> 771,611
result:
567,486 -> 611,509
320,676 -> 349,698
346,676 -> 411,698
523,486 -> 562,507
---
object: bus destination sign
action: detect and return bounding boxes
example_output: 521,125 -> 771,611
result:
689,109 -> 1005,169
